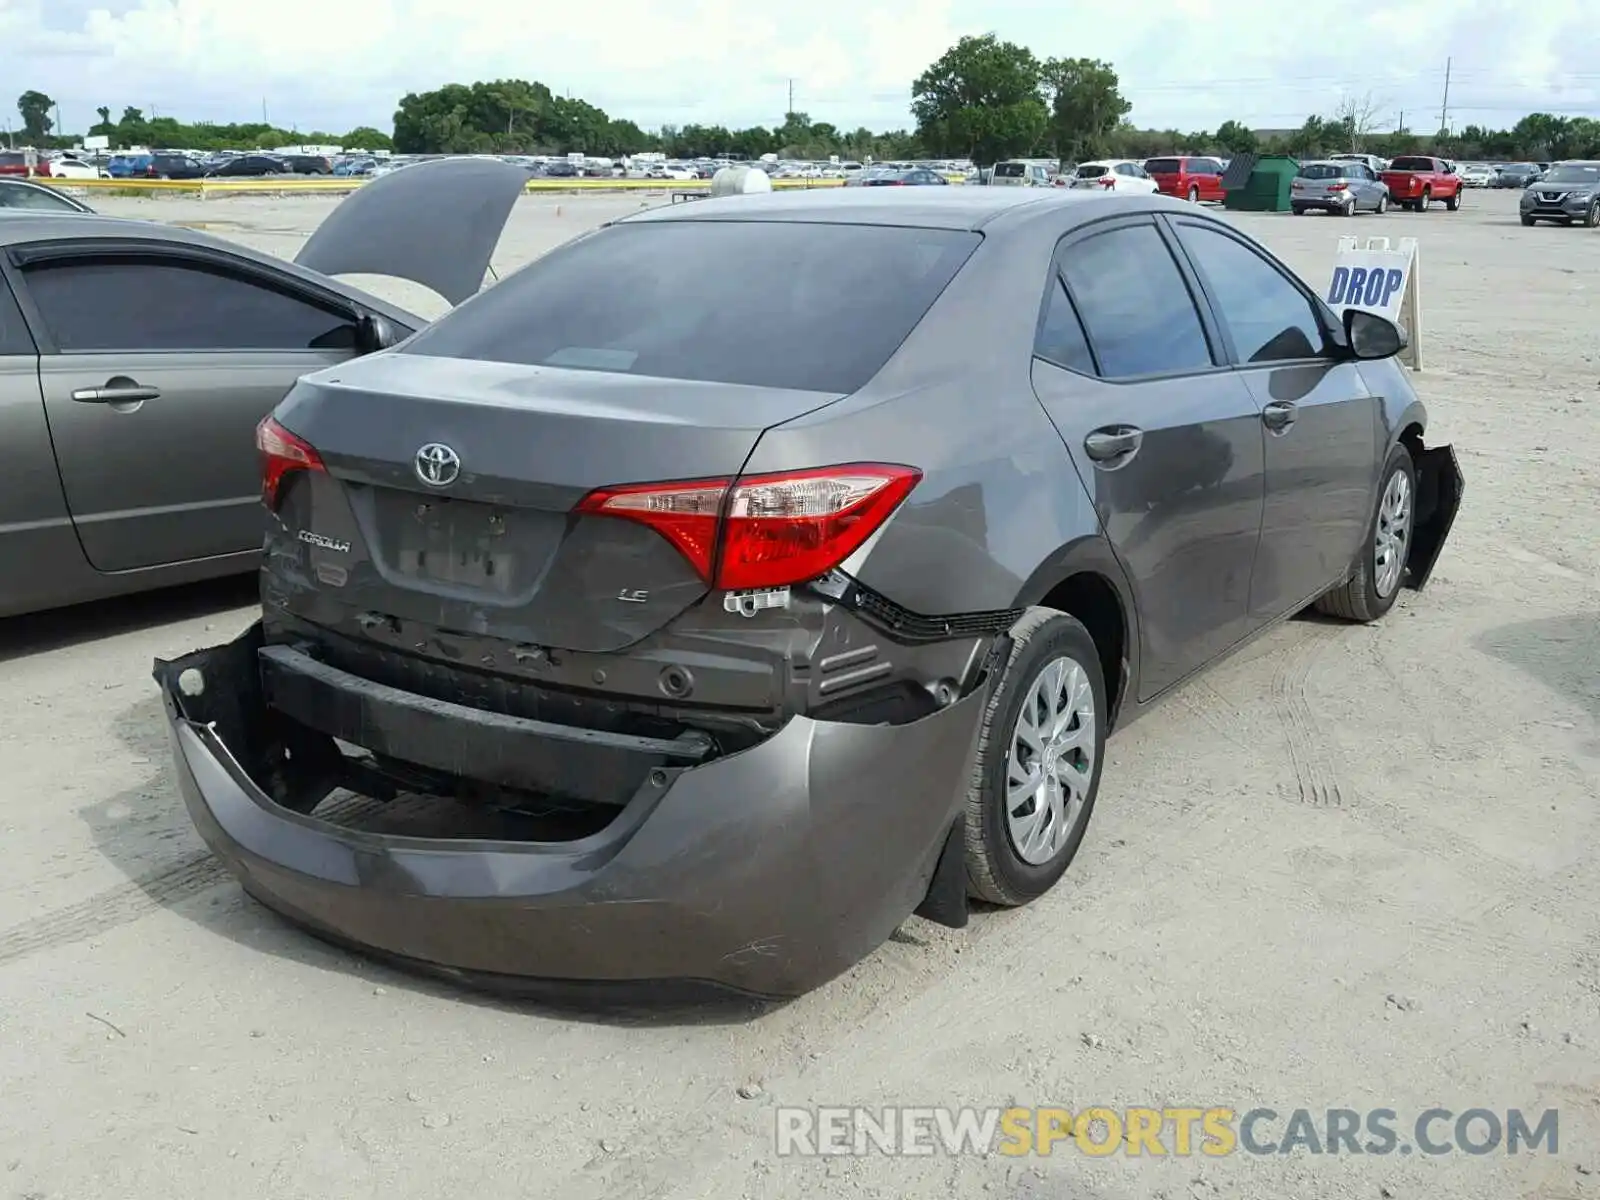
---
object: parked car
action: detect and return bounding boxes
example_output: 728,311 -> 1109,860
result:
205,154 -> 292,178
1519,160 -> 1600,227
0,150 -> 40,177
281,155 -> 333,175
991,160 -> 1054,187
1290,160 -> 1391,216
855,167 -> 950,187
1494,163 -> 1542,188
1327,152 -> 1389,177
1068,160 -> 1160,194
152,187 -> 1463,1001
142,152 -> 208,180
1143,156 -> 1226,202
1455,162 -> 1496,187
44,155 -> 107,180
106,154 -> 154,178
0,177 -> 95,213
0,157 -> 532,619
1378,156 -> 1463,211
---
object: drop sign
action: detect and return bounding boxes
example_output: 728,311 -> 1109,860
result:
1328,263 -> 1405,312
1325,236 -> 1422,370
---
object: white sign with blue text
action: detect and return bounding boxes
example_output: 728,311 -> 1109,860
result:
1326,236 -> 1422,371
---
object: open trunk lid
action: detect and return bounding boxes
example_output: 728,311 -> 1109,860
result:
264,354 -> 844,653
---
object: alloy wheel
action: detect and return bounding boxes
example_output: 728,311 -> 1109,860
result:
1005,655 -> 1096,866
1374,469 -> 1412,598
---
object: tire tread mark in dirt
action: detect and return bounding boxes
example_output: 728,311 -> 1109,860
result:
1271,626 -> 1345,806
0,853 -> 228,968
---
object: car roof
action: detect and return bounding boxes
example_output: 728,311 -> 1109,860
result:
617,187 -> 1200,232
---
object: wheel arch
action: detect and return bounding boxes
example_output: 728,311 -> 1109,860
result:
1012,535 -> 1139,730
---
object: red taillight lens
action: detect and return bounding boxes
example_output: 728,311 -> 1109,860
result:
1099,176 -> 1114,188
256,415 -> 325,508
1326,182 -> 1348,192
576,464 -> 922,591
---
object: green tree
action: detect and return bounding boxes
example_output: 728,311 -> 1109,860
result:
911,33 -> 1047,165
1213,120 -> 1258,155
17,90 -> 54,143
1041,57 -> 1130,164
341,126 -> 393,151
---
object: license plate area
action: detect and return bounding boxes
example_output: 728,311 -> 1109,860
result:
370,489 -> 561,597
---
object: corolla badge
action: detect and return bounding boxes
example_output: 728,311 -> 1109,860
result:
415,442 -> 461,487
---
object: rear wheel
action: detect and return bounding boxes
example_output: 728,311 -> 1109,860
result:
1375,192 -> 1388,214
1292,204 -> 1306,216
964,609 -> 1106,906
1341,195 -> 1356,217
1585,199 -> 1600,228
1314,442 -> 1416,623
1418,188 -> 1432,210
1187,184 -> 1200,202
1522,214 -> 1538,226
1445,188 -> 1461,211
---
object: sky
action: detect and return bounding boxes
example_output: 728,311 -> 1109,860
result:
1,0 -> 1598,138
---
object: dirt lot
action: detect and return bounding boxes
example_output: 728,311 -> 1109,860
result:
1,187 -> 1597,1200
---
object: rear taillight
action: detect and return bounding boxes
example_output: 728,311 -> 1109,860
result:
576,464 -> 922,591
256,416 -> 325,509
1099,176 -> 1114,188
1291,182 -> 1304,191
1326,182 -> 1348,192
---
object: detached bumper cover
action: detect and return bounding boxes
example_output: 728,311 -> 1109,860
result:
1407,442 -> 1464,592
154,624 -> 985,1000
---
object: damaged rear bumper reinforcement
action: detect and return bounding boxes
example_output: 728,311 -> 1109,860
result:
153,622 -> 990,1002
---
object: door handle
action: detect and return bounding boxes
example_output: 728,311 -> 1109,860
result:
71,384 -> 161,404
1083,426 -> 1144,462
1262,401 -> 1297,431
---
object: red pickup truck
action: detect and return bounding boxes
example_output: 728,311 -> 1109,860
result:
1380,155 -> 1463,211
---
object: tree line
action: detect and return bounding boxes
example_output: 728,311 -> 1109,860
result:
13,40 -> 1600,165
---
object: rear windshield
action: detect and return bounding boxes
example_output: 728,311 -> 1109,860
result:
993,162 -> 1025,177
1299,164 -> 1344,180
402,221 -> 982,394
0,152 -> 24,165
1505,162 -> 1538,171
1076,163 -> 1110,177
1388,157 -> 1435,171
1544,164 -> 1600,184
1144,158 -> 1181,174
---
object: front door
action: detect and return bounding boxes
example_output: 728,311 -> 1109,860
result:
12,247 -> 360,573
1032,216 -> 1266,698
1166,217 -> 1379,622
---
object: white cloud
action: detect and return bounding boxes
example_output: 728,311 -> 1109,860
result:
0,0 -> 1596,137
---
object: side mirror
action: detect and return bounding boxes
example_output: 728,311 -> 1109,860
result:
355,312 -> 397,355
1343,308 -> 1406,360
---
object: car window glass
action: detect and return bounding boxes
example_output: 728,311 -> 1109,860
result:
1035,273 -> 1096,375
1176,225 -> 1327,364
403,221 -> 981,394
1061,224 -> 1213,378
21,258 -> 357,352
0,183 -> 79,211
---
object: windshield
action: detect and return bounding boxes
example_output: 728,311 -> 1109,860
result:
1144,159 -> 1181,174
1543,164 -> 1600,184
402,220 -> 982,394
993,162 -> 1025,177
1299,164 -> 1344,180
1505,163 -> 1537,172
1388,157 -> 1435,171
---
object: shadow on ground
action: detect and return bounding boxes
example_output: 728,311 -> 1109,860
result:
1475,612 -> 1600,749
67,692 -> 781,1029
0,575 -> 258,666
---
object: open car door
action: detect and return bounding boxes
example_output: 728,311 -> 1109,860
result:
295,157 -> 529,307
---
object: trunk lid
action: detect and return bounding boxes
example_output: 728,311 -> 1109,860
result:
266,354 -> 844,653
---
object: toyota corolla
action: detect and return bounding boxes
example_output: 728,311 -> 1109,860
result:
154,188 -> 1463,1001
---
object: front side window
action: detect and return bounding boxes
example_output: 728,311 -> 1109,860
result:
1176,225 -> 1327,364
1060,223 -> 1213,379
21,257 -> 356,352
403,220 -> 981,394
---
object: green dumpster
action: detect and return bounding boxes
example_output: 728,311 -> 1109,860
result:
1222,154 -> 1300,212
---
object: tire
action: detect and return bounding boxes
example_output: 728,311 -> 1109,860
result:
1419,188 -> 1432,210
964,608 -> 1107,906
1585,200 -> 1600,228
1292,204 -> 1306,216
1375,192 -> 1388,214
1445,188 -> 1461,211
1188,184 -> 1200,202
1341,196 -> 1356,217
1521,215 -> 1537,226
1314,442 -> 1417,624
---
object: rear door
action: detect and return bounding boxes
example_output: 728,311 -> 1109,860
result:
1030,215 -> 1266,698
5,241 -> 368,573
1165,216 -> 1377,622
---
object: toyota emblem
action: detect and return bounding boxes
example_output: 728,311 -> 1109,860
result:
414,442 -> 461,487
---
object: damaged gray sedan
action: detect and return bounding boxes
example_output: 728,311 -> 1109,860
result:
155,188 -> 1464,1001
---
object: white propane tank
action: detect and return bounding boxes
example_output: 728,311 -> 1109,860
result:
710,165 -> 773,197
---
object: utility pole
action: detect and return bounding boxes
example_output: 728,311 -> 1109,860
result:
262,98 -> 268,125
787,79 -> 794,116
1398,109 -> 1404,135
1438,57 -> 1452,136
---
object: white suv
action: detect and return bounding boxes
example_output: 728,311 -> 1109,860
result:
1068,160 -> 1160,194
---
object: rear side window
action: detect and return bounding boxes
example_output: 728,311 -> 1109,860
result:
403,221 -> 982,394
1060,224 -> 1213,379
1145,159 -> 1181,175
1035,275 -> 1096,375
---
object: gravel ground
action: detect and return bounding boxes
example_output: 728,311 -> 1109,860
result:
2,187 -> 1598,1200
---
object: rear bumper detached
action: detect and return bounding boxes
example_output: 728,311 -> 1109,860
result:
153,623 -> 987,1003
